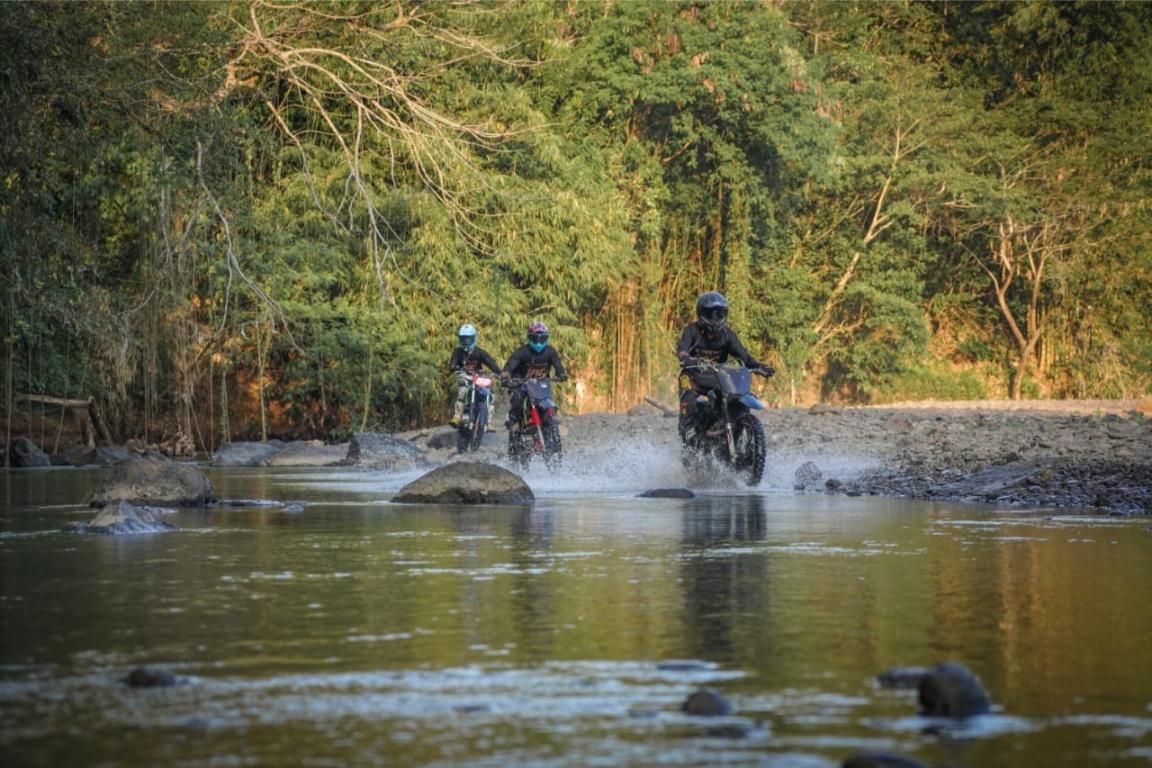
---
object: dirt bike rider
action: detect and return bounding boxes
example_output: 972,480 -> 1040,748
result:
501,321 -> 568,428
449,323 -> 501,428
676,291 -> 774,433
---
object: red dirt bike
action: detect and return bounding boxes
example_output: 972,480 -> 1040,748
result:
679,362 -> 772,487
505,377 -> 562,471
457,372 -> 496,454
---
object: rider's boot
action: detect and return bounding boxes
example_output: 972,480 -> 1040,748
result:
450,399 -> 463,427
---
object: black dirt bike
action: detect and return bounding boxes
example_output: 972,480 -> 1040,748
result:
678,362 -> 772,487
457,372 -> 496,453
506,377 -> 562,471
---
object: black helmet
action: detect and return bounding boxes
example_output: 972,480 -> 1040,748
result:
696,291 -> 729,332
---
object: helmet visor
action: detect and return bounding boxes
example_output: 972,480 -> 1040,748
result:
527,332 -> 549,345
701,307 -> 728,323
459,334 -> 476,347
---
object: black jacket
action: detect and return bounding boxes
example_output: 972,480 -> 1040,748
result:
502,344 -> 568,380
676,322 -> 763,369
450,346 -> 500,375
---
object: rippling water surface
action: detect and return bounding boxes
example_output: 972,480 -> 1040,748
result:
2,456 -> 1151,767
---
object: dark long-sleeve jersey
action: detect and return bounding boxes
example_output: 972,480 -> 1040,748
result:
502,344 -> 567,380
676,322 -> 763,369
450,346 -> 500,375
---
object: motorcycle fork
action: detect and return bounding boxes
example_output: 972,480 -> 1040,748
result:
721,399 -> 736,458
528,404 -> 544,450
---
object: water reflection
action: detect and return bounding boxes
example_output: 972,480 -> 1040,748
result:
1,469 -> 1151,768
676,495 -> 769,665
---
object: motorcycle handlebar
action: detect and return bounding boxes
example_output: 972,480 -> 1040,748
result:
680,361 -> 775,378
503,375 -> 566,386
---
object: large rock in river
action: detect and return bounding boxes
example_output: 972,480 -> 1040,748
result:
211,440 -> 284,466
348,432 -> 425,470
918,661 -> 992,718
8,437 -> 51,468
87,454 -> 213,507
393,462 -> 533,505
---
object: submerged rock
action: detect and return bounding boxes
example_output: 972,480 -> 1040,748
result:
87,454 -> 212,507
842,752 -> 929,768
124,666 -> 180,688
393,462 -> 533,505
681,687 -> 734,717
918,661 -> 992,718
66,500 -> 178,535
656,660 -> 713,672
639,488 -> 696,499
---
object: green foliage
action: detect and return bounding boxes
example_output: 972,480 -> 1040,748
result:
3,0 -> 1150,446
881,362 -> 989,403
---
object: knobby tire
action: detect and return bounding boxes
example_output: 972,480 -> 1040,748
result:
731,413 -> 766,487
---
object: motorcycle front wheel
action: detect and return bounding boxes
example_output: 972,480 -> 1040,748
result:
507,428 -> 530,470
542,420 -> 562,472
467,400 -> 487,452
730,413 -> 767,486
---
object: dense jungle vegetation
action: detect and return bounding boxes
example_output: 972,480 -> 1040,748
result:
2,0 -> 1150,450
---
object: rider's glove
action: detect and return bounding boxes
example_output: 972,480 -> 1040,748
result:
756,365 -> 776,377
680,356 -> 698,368
554,374 -> 568,382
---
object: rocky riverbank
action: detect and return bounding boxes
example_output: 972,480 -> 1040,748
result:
755,401 -> 1151,516
9,399 -> 1150,515
394,398 -> 1151,516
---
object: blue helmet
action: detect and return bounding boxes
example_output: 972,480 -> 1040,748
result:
457,324 -> 477,351
527,321 -> 549,354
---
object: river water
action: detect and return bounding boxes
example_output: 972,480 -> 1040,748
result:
2,455 -> 1151,767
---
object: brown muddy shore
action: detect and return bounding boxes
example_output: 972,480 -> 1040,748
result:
564,399 -> 1152,516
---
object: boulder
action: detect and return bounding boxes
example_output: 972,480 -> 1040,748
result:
426,428 -> 460,451
681,688 -> 734,717
393,462 -> 533,505
211,441 -> 284,466
8,437 -> 51,468
65,500 -> 179,534
56,445 -> 131,467
347,432 -> 426,470
87,454 -> 213,507
918,661 -> 992,718
794,461 -> 823,489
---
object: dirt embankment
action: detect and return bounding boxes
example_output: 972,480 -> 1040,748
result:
568,399 -> 1152,515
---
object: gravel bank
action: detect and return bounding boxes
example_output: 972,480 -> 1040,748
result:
555,400 -> 1152,516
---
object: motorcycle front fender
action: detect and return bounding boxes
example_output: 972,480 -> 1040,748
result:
738,394 -> 764,411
